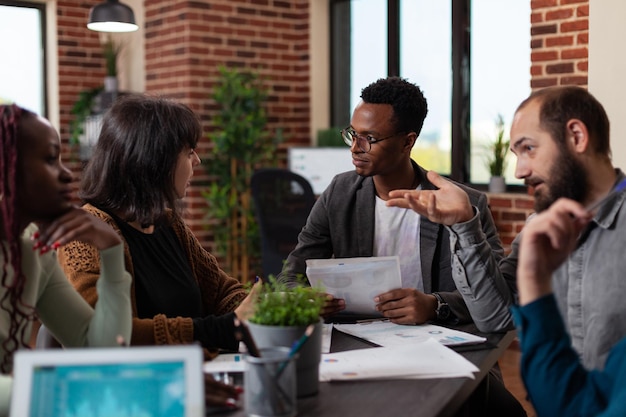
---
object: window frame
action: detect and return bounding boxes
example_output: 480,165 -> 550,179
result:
0,0 -> 48,118
330,0 -> 525,191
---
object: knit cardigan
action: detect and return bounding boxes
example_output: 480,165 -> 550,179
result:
57,204 -> 247,357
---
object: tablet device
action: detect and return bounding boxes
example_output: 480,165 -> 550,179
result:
11,344 -> 205,417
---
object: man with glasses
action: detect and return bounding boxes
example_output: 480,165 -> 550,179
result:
279,77 -> 526,415
279,77 -> 503,329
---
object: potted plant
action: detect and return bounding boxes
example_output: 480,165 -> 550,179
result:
102,39 -> 121,92
202,66 -> 282,283
484,114 -> 510,193
246,277 -> 326,397
69,86 -> 104,160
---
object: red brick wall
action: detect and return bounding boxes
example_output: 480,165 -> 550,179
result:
486,193 -> 535,254
57,0 -> 109,177
530,0 -> 589,89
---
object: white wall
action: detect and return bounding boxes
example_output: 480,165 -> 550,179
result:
589,0 -> 626,170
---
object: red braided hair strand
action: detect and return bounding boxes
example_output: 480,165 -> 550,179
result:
0,104 -> 37,372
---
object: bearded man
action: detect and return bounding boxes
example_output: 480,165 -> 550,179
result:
387,86 -> 626,371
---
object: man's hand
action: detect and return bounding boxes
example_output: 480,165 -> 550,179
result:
374,288 -> 438,324
320,294 -> 345,319
387,171 -> 474,226
517,198 -> 592,305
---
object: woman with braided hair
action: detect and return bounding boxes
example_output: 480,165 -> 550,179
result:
0,104 -> 132,414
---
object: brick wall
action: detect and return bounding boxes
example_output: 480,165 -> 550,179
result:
56,0 -> 110,180
486,192 -> 535,254
530,0 -> 589,89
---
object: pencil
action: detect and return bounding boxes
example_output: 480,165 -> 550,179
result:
275,323 -> 315,377
586,177 -> 626,212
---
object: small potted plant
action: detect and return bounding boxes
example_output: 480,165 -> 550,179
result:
102,39 -> 121,92
484,114 -> 510,193
246,277 -> 326,397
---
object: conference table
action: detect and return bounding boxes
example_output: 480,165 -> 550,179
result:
225,323 -> 516,417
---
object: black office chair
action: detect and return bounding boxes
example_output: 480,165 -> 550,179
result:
250,168 -> 316,278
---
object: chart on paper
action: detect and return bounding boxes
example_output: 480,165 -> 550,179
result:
334,321 -> 486,347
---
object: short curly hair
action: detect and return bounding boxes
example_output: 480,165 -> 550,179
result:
360,76 -> 428,136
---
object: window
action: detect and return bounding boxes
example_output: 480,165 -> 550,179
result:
0,1 -> 47,117
470,0 -> 530,185
330,0 -> 530,185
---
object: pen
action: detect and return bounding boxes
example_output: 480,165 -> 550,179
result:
233,317 -> 261,357
586,177 -> 626,212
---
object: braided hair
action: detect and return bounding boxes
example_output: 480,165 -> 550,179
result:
0,104 -> 37,372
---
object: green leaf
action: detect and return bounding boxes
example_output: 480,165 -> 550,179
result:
248,276 -> 326,327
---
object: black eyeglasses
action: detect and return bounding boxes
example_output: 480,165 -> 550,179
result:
341,127 -> 405,153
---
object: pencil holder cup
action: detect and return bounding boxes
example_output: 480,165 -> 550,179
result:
244,347 -> 297,417
247,320 -> 322,397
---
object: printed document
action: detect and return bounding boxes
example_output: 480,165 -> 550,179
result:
319,338 -> 479,381
306,256 -> 401,316
334,321 -> 486,347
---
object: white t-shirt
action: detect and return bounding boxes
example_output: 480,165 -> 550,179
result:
373,195 -> 423,291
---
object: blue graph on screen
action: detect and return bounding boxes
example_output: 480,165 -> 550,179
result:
30,361 -> 186,417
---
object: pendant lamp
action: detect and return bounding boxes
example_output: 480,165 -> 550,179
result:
87,0 -> 138,33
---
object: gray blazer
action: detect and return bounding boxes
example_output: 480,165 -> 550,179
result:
280,162 -> 504,324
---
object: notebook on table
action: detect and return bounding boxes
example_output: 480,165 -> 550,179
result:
11,344 -> 204,417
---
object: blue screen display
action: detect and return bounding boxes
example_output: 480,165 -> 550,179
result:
29,361 -> 186,417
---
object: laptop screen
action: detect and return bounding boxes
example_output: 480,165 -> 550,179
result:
11,345 -> 204,417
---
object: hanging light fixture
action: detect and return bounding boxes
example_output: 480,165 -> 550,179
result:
87,0 -> 138,33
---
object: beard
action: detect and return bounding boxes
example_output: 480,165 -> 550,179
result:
531,149 -> 588,212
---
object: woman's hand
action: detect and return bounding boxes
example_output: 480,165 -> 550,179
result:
235,280 -> 263,321
34,206 -> 121,253
205,373 -> 241,409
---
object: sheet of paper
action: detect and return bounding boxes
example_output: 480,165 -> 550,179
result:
306,256 -> 402,315
321,322 -> 333,353
203,353 -> 245,373
319,338 -> 479,381
334,321 -> 487,347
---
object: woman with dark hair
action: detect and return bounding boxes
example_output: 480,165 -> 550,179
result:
0,104 -> 132,413
58,94 -> 257,358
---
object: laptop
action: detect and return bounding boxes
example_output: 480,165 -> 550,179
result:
11,344 -> 205,417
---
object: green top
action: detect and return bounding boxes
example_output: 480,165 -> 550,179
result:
0,224 -> 132,416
